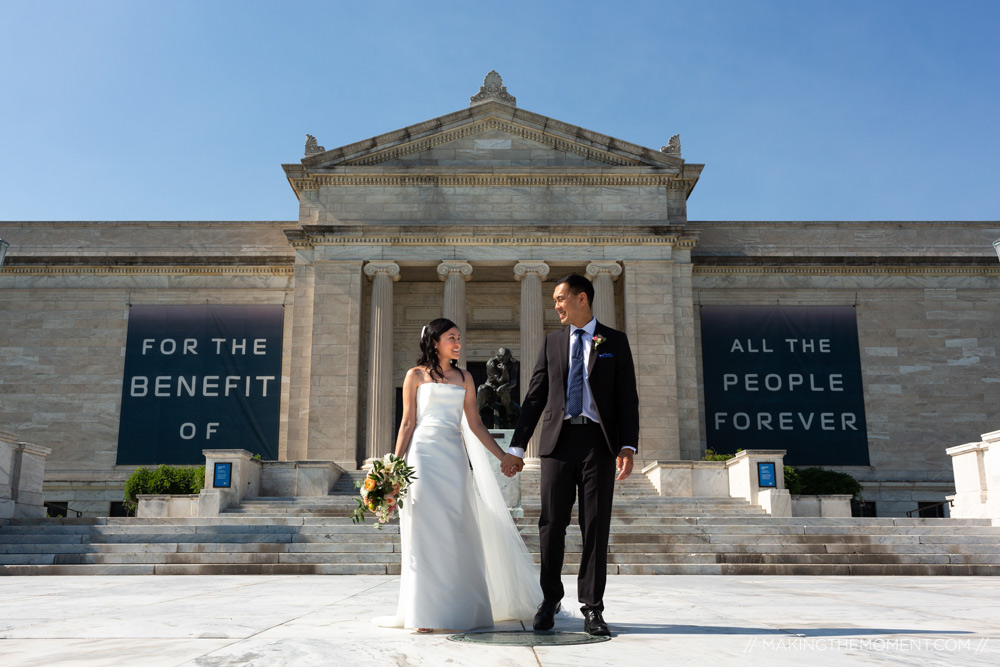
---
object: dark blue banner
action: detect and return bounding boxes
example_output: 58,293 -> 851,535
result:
116,305 -> 283,465
700,305 -> 869,466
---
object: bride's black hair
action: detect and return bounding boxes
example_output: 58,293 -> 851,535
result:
417,318 -> 465,383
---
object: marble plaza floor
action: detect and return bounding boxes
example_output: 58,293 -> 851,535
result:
0,575 -> 998,666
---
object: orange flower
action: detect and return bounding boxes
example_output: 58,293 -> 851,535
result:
385,495 -> 396,507
364,478 -> 376,491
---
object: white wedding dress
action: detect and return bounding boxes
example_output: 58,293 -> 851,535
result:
379,382 -> 543,631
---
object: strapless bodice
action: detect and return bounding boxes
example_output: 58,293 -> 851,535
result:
415,382 -> 465,429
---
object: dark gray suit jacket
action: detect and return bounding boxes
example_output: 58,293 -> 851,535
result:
510,321 -> 639,457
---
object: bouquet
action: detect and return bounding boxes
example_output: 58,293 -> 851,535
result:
350,453 -> 416,528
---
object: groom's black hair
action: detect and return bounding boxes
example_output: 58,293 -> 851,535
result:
555,274 -> 594,308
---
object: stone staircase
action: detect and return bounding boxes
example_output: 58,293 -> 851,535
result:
3,469 -> 1000,575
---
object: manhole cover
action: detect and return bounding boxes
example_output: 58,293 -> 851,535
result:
448,631 -> 611,646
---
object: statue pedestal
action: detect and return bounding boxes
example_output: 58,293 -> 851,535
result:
488,429 -> 522,516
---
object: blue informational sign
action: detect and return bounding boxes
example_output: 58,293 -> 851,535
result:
758,462 -> 777,488
214,462 -> 232,488
116,305 -> 283,465
700,305 -> 870,466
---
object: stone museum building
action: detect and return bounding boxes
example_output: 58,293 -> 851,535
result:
2,72 -> 999,518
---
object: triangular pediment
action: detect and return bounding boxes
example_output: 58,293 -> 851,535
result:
296,101 -> 686,171
345,122 -> 619,168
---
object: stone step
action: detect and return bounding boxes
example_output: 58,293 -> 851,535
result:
4,521 -> 998,539
4,561 -> 1000,577
7,549 -> 1000,569
8,514 -> 992,527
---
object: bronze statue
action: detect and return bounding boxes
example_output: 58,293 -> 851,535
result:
476,347 -> 520,428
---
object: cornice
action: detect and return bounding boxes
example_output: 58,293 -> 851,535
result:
287,171 -> 696,194
693,265 -> 1000,277
2,265 -> 294,277
286,235 -> 684,249
298,107 -> 686,170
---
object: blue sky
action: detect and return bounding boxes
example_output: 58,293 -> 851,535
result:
1,1 -> 997,222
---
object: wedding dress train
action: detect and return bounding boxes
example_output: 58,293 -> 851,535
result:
378,382 -> 542,631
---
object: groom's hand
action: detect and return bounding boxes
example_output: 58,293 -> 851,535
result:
616,448 -> 634,481
501,453 -> 524,477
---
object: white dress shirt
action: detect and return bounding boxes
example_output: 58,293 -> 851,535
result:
565,318 -> 600,422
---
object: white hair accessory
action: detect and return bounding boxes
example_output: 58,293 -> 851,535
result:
421,325 -> 428,340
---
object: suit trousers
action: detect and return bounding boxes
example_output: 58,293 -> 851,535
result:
538,420 -> 617,610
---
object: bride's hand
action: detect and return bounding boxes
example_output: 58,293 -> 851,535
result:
500,453 -> 524,477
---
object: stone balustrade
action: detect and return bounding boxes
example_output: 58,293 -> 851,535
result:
137,450 -> 345,518
643,449 -> 794,517
0,430 -> 52,519
947,429 -> 1000,521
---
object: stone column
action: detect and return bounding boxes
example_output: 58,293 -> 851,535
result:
514,260 -> 550,459
586,261 -> 622,328
364,261 -> 400,462
437,261 -> 473,367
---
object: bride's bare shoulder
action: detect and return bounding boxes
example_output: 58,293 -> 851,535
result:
405,366 -> 430,386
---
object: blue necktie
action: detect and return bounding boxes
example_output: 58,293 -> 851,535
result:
567,329 -> 586,417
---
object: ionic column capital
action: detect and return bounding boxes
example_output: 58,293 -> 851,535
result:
513,260 -> 550,281
363,261 -> 401,281
437,261 -> 473,281
585,261 -> 622,281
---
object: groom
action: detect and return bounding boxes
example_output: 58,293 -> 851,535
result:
502,274 -> 639,637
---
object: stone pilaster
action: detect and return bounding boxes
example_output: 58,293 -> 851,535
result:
306,260 -> 364,468
514,260 -> 550,458
437,261 -> 473,367
286,253 -> 315,461
623,259 -> 680,462
586,261 -> 622,329
364,261 -> 400,462
671,250 -> 701,460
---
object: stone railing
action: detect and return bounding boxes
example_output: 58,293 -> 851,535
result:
137,449 -> 345,518
1,430 -> 52,519
643,449 -> 832,518
791,495 -> 853,518
947,429 -> 1000,521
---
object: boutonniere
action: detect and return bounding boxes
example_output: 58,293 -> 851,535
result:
592,334 -> 607,348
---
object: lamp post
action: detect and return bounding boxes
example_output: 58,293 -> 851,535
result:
0,238 -> 8,270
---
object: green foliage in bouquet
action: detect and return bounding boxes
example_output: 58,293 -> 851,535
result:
351,454 -> 417,529
123,465 -> 205,512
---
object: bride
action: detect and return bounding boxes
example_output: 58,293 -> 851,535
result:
382,318 -> 542,632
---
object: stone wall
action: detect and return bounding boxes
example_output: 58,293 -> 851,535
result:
0,221 -> 295,514
690,220 -> 1000,515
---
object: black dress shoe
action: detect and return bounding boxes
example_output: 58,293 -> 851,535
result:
532,600 -> 561,631
583,608 -> 610,636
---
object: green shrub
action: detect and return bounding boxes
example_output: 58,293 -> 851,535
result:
792,467 -> 862,499
783,466 -> 802,494
123,464 -> 205,511
702,448 -> 737,461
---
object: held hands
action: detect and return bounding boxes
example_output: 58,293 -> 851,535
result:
616,448 -> 634,481
501,453 -> 524,477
